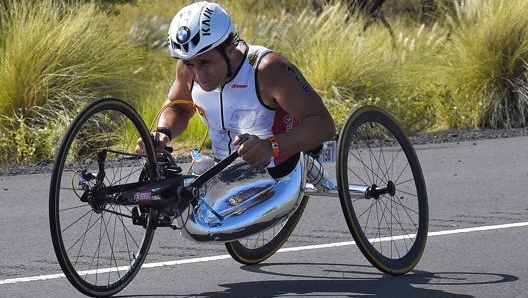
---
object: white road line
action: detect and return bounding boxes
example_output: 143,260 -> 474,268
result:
2,221 -> 528,286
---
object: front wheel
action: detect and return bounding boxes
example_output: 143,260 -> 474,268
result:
337,106 -> 428,275
49,98 -> 158,297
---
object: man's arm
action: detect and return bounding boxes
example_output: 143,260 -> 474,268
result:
261,53 -> 336,154
235,52 -> 336,167
136,60 -> 195,153
157,60 -> 196,141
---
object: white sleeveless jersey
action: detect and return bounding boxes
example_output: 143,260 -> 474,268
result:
191,44 -> 298,164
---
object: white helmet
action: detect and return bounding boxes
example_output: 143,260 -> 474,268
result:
168,2 -> 236,59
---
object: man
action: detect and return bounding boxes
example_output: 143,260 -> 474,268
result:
141,1 -> 335,176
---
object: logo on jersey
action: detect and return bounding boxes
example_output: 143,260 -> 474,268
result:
230,110 -> 260,127
283,114 -> 294,131
231,84 -> 248,89
248,54 -> 258,66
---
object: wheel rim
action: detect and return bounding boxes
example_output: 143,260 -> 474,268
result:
50,100 -> 156,294
226,195 -> 309,264
339,107 -> 428,273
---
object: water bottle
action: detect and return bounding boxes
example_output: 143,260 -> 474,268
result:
191,149 -> 216,175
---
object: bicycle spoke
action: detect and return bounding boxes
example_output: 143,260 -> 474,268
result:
50,99 -> 157,296
337,106 -> 428,275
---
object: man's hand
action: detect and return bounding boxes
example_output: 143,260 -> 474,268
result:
233,134 -> 272,169
135,132 -> 171,154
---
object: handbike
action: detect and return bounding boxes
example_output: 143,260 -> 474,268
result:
49,98 -> 428,297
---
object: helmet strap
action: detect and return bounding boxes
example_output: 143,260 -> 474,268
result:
218,46 -> 233,79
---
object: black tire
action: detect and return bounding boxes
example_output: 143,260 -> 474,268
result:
225,195 -> 309,264
49,98 -> 158,297
337,106 -> 428,275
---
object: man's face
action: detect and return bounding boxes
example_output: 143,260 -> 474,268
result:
182,48 -> 228,91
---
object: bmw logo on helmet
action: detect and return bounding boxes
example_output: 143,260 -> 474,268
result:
176,26 -> 191,44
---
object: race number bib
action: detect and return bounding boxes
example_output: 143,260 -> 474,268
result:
318,140 -> 337,163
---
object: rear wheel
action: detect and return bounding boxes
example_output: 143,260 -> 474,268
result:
225,195 -> 309,264
49,98 -> 158,297
337,106 -> 428,275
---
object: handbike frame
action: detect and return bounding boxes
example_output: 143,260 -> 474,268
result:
83,142 -> 372,240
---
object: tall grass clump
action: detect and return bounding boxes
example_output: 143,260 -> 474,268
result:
438,0 -> 528,128
242,2 -> 441,132
242,3 -> 390,128
0,0 -> 148,165
385,20 -> 451,132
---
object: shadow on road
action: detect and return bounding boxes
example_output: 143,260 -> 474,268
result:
116,262 -> 518,298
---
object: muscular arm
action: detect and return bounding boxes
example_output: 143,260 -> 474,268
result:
157,60 -> 196,139
258,53 -> 336,155
236,52 -> 335,167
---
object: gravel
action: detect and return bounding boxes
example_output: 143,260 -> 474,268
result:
409,127 -> 528,145
2,128 -> 528,177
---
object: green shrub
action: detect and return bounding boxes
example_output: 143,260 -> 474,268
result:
0,99 -> 75,165
0,1 -> 147,114
0,0 -> 149,164
439,0 -> 528,128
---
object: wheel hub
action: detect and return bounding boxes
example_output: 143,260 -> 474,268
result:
366,180 -> 396,199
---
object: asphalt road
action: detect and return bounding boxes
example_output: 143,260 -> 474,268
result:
1,135 -> 527,298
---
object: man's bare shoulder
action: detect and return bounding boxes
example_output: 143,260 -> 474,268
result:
257,52 -> 291,75
257,51 -> 312,95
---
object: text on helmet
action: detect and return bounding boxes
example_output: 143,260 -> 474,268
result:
201,7 -> 214,36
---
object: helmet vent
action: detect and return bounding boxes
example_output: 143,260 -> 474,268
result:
191,33 -> 201,46
171,40 -> 181,50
